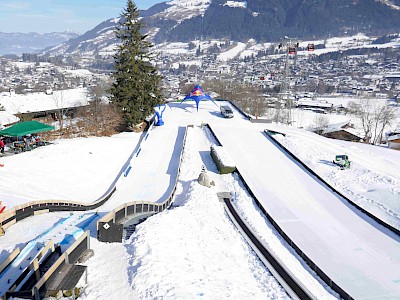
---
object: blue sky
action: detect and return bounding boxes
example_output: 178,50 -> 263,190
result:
135,0 -> 164,10
0,0 -> 165,34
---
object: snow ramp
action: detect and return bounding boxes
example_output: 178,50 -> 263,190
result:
210,123 -> 400,300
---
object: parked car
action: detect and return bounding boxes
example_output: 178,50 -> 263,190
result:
220,105 -> 234,118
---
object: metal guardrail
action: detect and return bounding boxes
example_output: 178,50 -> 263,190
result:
97,125 -> 191,243
205,123 -> 354,300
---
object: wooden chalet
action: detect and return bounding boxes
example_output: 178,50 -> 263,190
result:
321,121 -> 364,142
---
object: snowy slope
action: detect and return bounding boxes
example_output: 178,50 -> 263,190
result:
1,101 -> 399,299
212,121 -> 400,299
273,127 -> 400,231
157,0 -> 211,21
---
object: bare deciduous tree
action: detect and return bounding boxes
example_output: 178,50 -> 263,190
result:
76,102 -> 122,136
372,103 -> 397,144
357,98 -> 374,143
202,79 -> 234,100
88,80 -> 111,125
357,98 -> 397,144
347,101 -> 359,115
52,90 -> 65,131
202,79 -> 269,118
311,114 -> 329,134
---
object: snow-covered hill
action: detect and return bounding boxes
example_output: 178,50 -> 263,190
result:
42,18 -> 120,58
39,0 -> 400,61
153,0 -> 211,22
377,0 -> 400,10
1,101 -> 399,299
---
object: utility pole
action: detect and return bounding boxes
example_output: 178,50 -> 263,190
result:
278,37 -> 298,125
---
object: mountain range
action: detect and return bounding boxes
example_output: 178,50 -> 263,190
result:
0,31 -> 79,55
147,0 -> 400,42
2,0 -> 400,57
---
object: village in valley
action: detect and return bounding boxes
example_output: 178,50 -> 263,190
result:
1,32 -> 400,151
1,1 -> 400,299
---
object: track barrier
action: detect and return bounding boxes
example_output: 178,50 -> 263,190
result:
221,193 -> 315,300
97,125 -> 191,243
0,120 -> 152,232
205,123 -> 355,300
264,130 -> 400,236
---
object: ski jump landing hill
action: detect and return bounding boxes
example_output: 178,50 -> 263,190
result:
208,117 -> 400,300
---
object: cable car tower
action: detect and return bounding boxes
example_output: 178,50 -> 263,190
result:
277,37 -> 298,125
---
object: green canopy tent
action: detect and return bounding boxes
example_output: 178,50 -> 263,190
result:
0,120 -> 54,137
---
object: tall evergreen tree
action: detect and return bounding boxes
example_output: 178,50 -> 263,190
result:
109,0 -> 163,128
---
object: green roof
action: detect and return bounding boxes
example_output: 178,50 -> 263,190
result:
0,121 -> 54,137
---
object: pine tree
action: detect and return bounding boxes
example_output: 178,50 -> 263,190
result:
109,0 -> 163,128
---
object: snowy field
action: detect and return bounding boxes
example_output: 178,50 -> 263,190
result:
0,133 -> 141,206
0,101 -> 399,299
0,88 -> 89,116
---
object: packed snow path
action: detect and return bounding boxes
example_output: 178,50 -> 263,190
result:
210,121 -> 400,299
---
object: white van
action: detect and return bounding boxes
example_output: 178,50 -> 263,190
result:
220,105 -> 234,118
